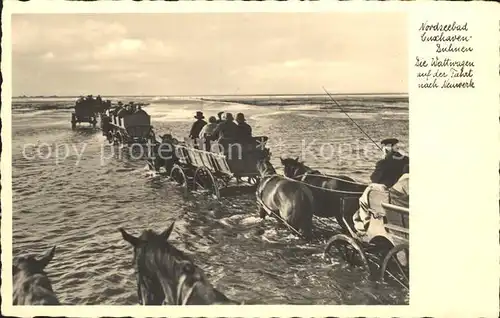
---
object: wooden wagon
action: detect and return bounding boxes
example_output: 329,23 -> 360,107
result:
71,98 -> 99,130
166,136 -> 270,199
101,107 -> 154,145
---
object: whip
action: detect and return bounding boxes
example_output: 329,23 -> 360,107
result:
322,87 -> 382,151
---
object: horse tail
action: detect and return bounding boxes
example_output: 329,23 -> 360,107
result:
288,185 -> 314,240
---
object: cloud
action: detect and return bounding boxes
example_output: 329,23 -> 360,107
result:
94,39 -> 144,59
12,17 -> 128,55
12,13 -> 408,96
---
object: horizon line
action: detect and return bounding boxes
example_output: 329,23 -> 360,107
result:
14,92 -> 409,98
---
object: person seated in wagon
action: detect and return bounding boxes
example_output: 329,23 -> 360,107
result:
353,138 -> 410,233
211,112 -> 238,140
370,138 -> 409,188
198,116 -> 218,150
198,116 -> 218,139
235,113 -> 252,141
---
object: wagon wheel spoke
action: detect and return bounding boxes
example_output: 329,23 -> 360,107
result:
380,243 -> 409,290
193,167 -> 220,200
324,234 -> 369,272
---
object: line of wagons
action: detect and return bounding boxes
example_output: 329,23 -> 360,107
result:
92,103 -> 409,291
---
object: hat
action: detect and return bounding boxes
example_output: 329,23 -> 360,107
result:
194,111 -> 205,119
225,112 -> 234,121
236,113 -> 246,122
208,116 -> 217,123
381,138 -> 399,147
217,111 -> 225,119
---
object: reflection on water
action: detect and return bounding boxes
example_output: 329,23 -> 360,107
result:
12,97 -> 409,305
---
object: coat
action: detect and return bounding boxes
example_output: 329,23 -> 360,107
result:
198,123 -> 218,138
370,153 -> 409,188
211,121 -> 238,140
236,122 -> 252,140
189,120 -> 207,139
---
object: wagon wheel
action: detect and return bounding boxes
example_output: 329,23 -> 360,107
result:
380,243 -> 409,290
324,234 -> 369,273
170,164 -> 189,195
193,167 -> 220,200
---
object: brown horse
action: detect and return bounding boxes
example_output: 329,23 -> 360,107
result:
280,157 -> 367,233
256,158 -> 315,240
119,222 -> 240,305
13,246 -> 60,305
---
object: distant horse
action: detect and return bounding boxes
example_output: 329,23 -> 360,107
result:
256,158 -> 315,240
13,246 -> 60,305
280,157 -> 368,232
119,222 -> 239,305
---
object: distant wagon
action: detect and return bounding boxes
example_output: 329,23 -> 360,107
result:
101,105 -> 154,145
71,97 -> 99,130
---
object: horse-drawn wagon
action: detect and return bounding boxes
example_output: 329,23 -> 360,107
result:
101,106 -> 155,145
149,136 -> 270,199
279,157 -> 409,289
71,97 -> 99,130
323,188 -> 409,289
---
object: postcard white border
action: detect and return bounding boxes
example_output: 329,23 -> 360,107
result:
2,1 -> 499,317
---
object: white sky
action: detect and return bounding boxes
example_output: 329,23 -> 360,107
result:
12,13 -> 408,96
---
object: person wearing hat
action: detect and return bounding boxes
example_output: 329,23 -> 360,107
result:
211,112 -> 238,140
370,138 -> 409,188
189,111 -> 207,140
235,113 -> 252,140
216,111 -> 225,124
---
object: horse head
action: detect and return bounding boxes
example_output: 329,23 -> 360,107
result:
13,246 -> 56,277
279,156 -> 305,178
13,246 -> 60,305
119,222 -> 232,305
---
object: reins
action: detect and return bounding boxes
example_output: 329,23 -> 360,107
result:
295,172 -> 368,186
289,173 -> 366,195
281,164 -> 368,194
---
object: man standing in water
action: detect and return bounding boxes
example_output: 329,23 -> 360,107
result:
189,111 -> 207,140
370,138 -> 409,188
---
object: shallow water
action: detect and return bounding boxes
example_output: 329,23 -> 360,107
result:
11,97 -> 409,305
